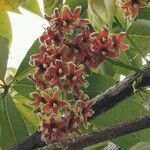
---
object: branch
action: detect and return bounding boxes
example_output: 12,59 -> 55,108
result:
12,132 -> 45,150
12,65 -> 150,150
67,115 -> 150,150
92,65 -> 150,118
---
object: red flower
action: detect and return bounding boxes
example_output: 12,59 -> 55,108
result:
46,45 -> 67,62
77,99 -> 96,127
91,26 -> 112,63
63,62 -> 88,96
66,110 -> 82,136
41,91 -> 70,113
120,0 -> 149,19
44,60 -> 65,88
62,6 -> 89,32
92,26 -> 128,58
92,25 -> 109,42
30,45 -> 47,63
72,27 -> 98,68
75,26 -> 91,49
108,32 -> 129,57
30,92 -> 47,107
28,74 -> 48,90
40,114 -> 68,143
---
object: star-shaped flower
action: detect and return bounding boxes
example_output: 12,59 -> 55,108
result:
30,45 -> 47,63
120,0 -> 149,19
40,114 -> 68,143
77,99 -> 96,127
41,91 -> 70,114
66,110 -> 82,136
62,6 -> 89,32
108,32 -> 129,57
63,62 -> 88,96
30,92 -> 47,107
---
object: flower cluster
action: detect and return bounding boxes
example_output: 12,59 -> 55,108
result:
28,5 -> 128,146
117,0 -> 149,19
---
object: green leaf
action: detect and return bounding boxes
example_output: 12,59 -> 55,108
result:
128,35 -> 150,57
0,35 -> 9,80
88,0 -> 117,31
22,0 -> 43,17
129,142 -> 150,150
138,8 -> 150,20
116,6 -> 126,29
91,94 -> 150,149
13,94 -> 39,134
0,12 -> 12,41
84,72 -> 116,98
12,40 -> 39,99
113,52 -> 133,76
14,40 -> 40,81
128,19 -> 150,36
0,0 -> 21,12
100,60 -> 115,77
84,142 -> 107,150
65,0 -> 88,17
13,78 -> 36,100
5,67 -> 17,85
0,94 -> 29,150
44,0 -> 63,15
107,58 -> 150,76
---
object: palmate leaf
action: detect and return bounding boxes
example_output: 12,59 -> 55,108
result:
88,0 -> 117,31
0,94 -> 29,150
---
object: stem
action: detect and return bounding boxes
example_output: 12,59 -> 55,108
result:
67,115 -> 150,150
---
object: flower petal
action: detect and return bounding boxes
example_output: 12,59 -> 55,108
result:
122,1 -> 133,8
52,91 -> 59,100
116,32 -> 126,44
42,92 -> 51,103
42,104 -> 51,112
101,26 -> 109,39
62,6 -> 72,20
73,6 -> 81,18
138,1 -> 148,7
79,19 -> 89,25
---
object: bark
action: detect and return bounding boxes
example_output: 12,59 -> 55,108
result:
67,115 -> 150,150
